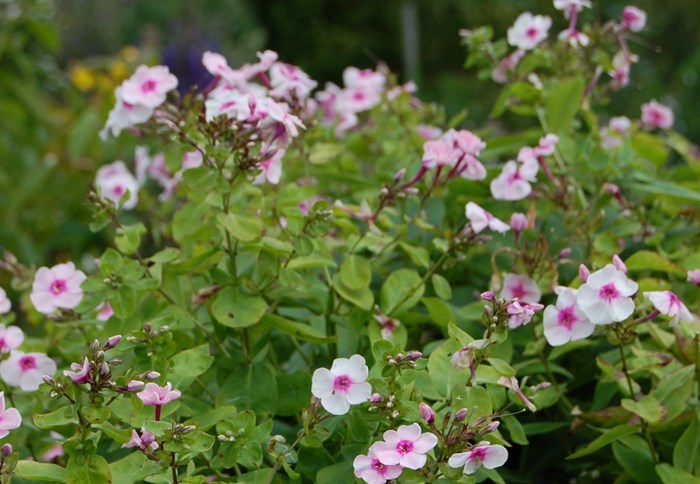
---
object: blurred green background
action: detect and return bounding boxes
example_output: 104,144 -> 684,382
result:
1,0 -> 699,266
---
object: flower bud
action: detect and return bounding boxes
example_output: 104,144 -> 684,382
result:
105,334 -> 122,349
579,264 -> 590,283
419,402 -> 435,423
144,371 -> 161,380
395,353 -> 404,362
182,425 -> 196,434
406,351 -> 422,361
612,254 -> 627,273
144,322 -> 153,333
454,408 -> 468,422
393,168 -> 406,183
1,443 -> 13,456
483,421 -> 500,433
480,291 -> 495,301
369,393 -> 382,403
127,380 -> 144,392
90,340 -> 100,353
42,375 -> 55,386
604,183 -> 621,196
510,213 -> 528,233
99,361 -> 111,378
558,247 -> 572,259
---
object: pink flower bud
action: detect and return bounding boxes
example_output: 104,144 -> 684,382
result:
1,443 -> 13,456
579,264 -> 590,283
420,402 -> 435,423
603,183 -> 621,196
144,322 -> 152,333
144,371 -> 160,380
406,351 -> 422,361
483,421 -> 500,433
480,291 -> 495,301
105,334 -> 122,349
393,168 -> 406,183
688,269 -> 700,286
510,213 -> 528,233
612,255 -> 627,273
454,408 -> 468,421
127,380 -> 144,392
369,393 -> 382,403
558,248 -> 572,259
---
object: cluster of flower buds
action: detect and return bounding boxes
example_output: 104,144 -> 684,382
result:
481,285 -> 544,332
385,350 -> 422,368
49,336 -> 122,396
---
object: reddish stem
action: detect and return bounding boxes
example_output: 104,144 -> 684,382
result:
155,405 -> 162,422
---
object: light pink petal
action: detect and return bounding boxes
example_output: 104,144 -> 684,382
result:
383,465 -> 403,480
353,455 -> 373,474
413,432 -> 438,453
311,368 -> 335,399
320,392 -> 350,415
0,407 -> 22,430
381,429 -> 400,446
483,445 -> 509,469
570,319 -> 596,341
373,442 -> 400,465
20,370 -> 45,391
396,423 -> 422,441
3,327 -> 24,349
0,359 -> 22,386
30,291 -> 57,314
345,354 -> 369,381
610,298 -> 635,322
400,451 -> 427,470
447,451 -> 469,469
346,381 -> 372,405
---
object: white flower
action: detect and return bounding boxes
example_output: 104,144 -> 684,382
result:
448,442 -> 509,475
311,355 -> 372,415
643,291 -> 694,327
95,161 -> 139,210
543,287 -> 595,346
0,351 -> 56,391
577,264 -> 638,325
465,202 -> 510,234
507,13 -> 552,51
500,273 -> 541,304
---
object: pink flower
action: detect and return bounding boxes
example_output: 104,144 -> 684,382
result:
95,161 -> 139,210
688,269 -> 700,286
205,91 -> 253,122
416,124 -> 443,140
543,287 -> 595,346
41,433 -> 64,462
465,202 -> 510,234
0,325 -> 23,354
100,87 -> 154,139
507,13 -> 552,51
0,352 -> 56,391
641,100 -> 674,130
63,357 -> 92,384
558,29 -> 590,47
448,442 -> 509,475
253,149 -> 285,185
372,423 -> 438,470
610,116 -> 632,134
577,264 -> 638,325
621,6 -> 647,32
500,273 -> 541,304
97,302 -> 113,321
123,428 -> 159,451
120,65 -> 178,109
343,67 -> 386,91
498,376 -> 537,411
373,312 -> 401,340
0,392 -> 21,439
30,262 -> 87,314
353,443 -> 403,484
269,62 -> 318,100
490,159 -> 538,200
601,118 -> 630,149
643,291 -> 694,327
506,300 -> 544,328
422,139 -> 458,169
609,51 -> 633,89
492,50 -> 525,84
534,134 -> 559,157
0,288 -> 10,314
311,355 -> 372,415
137,382 -> 181,406
419,403 -> 435,423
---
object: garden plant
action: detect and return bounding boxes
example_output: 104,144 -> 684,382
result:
0,1 -> 699,483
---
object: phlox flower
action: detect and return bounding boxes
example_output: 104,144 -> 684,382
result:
311,355 -> 372,415
601,117 -> 631,149
63,357 -> 92,384
500,273 -> 541,304
465,202 -> 510,234
621,6 -> 647,32
422,139 -> 458,169
490,158 -> 538,200
202,50 -> 278,88
448,442 -> 508,475
30,262 -> 87,314
535,134 -> 559,157
137,382 -> 181,406
553,0 -> 591,16
205,91 -> 253,122
558,29 -> 590,47
507,13 -> 552,51
373,311 -> 401,340
372,423 -> 438,470
643,291 -> 694,327
95,161 -> 139,210
689,270 -> 700,286
641,100 -> 674,130
543,287 -> 595,346
253,148 -> 285,185
100,87 -> 154,139
353,443 -> 403,484
123,428 -> 159,451
416,124 -> 443,141
0,351 -> 56,392
577,264 -> 638,325
610,116 -> 632,134
343,67 -> 386,91
0,392 -> 21,439
492,50 -> 525,84
0,325 -> 23,353
609,50 -> 636,89
96,302 -> 113,321
255,97 -> 306,143
41,432 -> 65,461
0,288 -> 10,314
269,62 -> 318,100
120,65 -> 178,108
506,300 -> 544,329
498,376 -> 536,412
510,212 -> 528,233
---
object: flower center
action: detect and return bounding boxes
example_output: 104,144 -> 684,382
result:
557,306 -> 577,329
598,283 -> 620,302
19,356 -> 37,371
510,283 -> 528,300
49,279 -> 67,296
141,79 -> 157,93
469,447 -> 488,462
526,27 -> 539,38
332,375 -> 352,393
371,458 -> 385,472
396,440 -> 414,455
0,338 -> 6,350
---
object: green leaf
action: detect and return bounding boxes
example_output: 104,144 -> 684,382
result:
332,273 -> 374,310
34,405 -> 79,429
399,242 -> 430,268
192,405 -> 237,431
625,250 -> 686,275
114,223 -> 146,255
339,255 -> 372,290
212,286 -> 267,328
545,76 -> 585,133
221,362 -> 278,414
651,365 -> 695,422
15,461 -> 67,482
567,425 -> 639,459
629,173 -> 700,203
261,313 -> 335,343
169,343 -> 214,388
66,453 -> 111,484
621,395 -> 666,423
423,297 -> 454,326
276,371 -> 312,416
674,410 -> 700,473
656,464 -> 700,484
612,435 -> 657,484
109,452 -> 162,484
431,274 -> 452,300
380,269 -> 424,314
632,132 -> 669,166
427,340 -> 468,398
309,142 -> 344,165
218,212 -> 263,242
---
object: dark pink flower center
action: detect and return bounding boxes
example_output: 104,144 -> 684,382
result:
599,283 -> 620,302
141,79 -> 157,93
49,279 -> 67,296
371,458 -> 386,474
526,27 -> 539,38
510,283 -> 528,300
396,440 -> 414,455
112,185 -> 125,196
333,375 -> 352,393
557,306 -> 577,329
19,356 -> 37,371
469,447 -> 488,462
0,338 -> 6,350
352,91 -> 365,101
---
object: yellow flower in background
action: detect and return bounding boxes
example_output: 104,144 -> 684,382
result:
70,66 -> 95,92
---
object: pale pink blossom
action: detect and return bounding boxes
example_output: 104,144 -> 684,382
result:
372,423 -> 438,470
269,62 -> 318,100
253,149 -> 285,185
120,65 -> 178,109
448,442 -> 508,475
643,291 -> 694,327
422,139 -> 457,169
553,0 -> 591,16
601,118 -> 631,149
30,262 -> 87,314
0,392 -> 21,439
202,50 -> 278,87
0,351 -> 57,391
535,134 -> 559,157
609,50 -> 635,89
507,300 -> 544,328
97,302 -> 113,321
497,376 -> 537,412
507,13 -> 552,51
612,254 -> 627,273
0,288 -> 10,314
621,6 -> 647,32
0,325 -> 23,353
500,273 -> 541,304
41,432 -> 64,461
344,67 -> 386,91
688,270 -> 700,286
182,151 -> 203,170
543,287 -> 595,346
123,428 -> 159,451
416,125 -> 443,141
373,312 -> 401,340
579,264 -> 591,283
465,202 -> 510,234
641,100 -> 674,130
205,91 -> 253,122
341,85 -> 382,113
100,87 -> 154,139
353,443 -> 403,484
311,355 -> 372,415
95,161 -> 139,210
558,29 -> 590,47
577,264 -> 638,325
63,357 -> 91,384
610,116 -> 632,134
419,402 -> 435,423
137,382 -> 181,406
490,159 -> 538,200
492,50 -> 525,84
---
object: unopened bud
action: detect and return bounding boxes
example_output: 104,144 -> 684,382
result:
105,334 -> 122,349
579,264 -> 590,283
42,375 -> 55,386
369,393 -> 382,403
603,183 -> 621,196
391,410 -> 400,418
454,408 -> 468,422
558,247 -> 572,259
144,322 -> 152,333
612,254 -> 627,273
419,402 -> 435,423
99,362 -> 110,378
127,380 -> 144,392
1,443 -> 13,456
90,340 -> 100,353
483,421 -> 500,433
406,351 -> 422,361
144,371 -> 160,380
480,291 -> 495,301
182,425 -> 196,434
395,353 -> 404,362
387,359 -> 397,365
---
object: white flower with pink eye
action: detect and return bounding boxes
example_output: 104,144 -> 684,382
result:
205,91 -> 253,122
621,5 -> 647,32
120,65 -> 178,109
643,291 -> 694,327
373,311 -> 401,340
30,262 -> 87,314
0,288 -> 10,314
448,442 -> 509,475
123,428 -> 159,451
610,116 -> 632,134
100,87 -> 155,139
253,149 -> 285,185
465,202 -> 510,235
506,300 -> 544,329
311,355 -> 372,415
553,0 -> 591,15
492,50 -> 525,84
95,161 -> 139,210
353,442 -> 403,484
543,287 -> 595,346
577,264 -> 638,325
269,62 -> 318,100
535,134 -> 559,157
372,423 -> 438,470
63,357 -> 92,384
641,100 -> 674,130
490,158 -> 538,201
0,391 -> 21,438
689,270 -> 700,286
0,351 -> 56,391
0,325 -> 23,354
422,139 -> 458,169
343,67 -> 386,91
137,382 -> 181,406
507,13 -> 552,51
500,273 -> 541,304
97,302 -> 113,321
